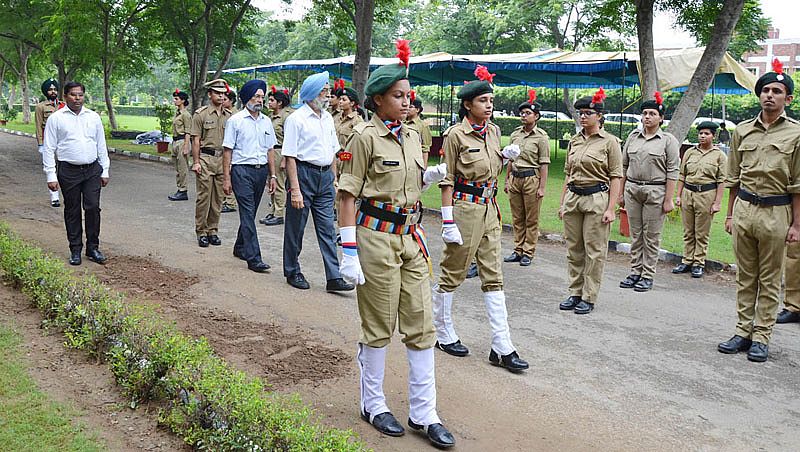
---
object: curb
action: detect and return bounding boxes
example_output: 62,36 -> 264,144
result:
2,127 -> 734,272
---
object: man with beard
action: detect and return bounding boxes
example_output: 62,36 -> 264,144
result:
281,71 -> 353,293
35,78 -> 65,207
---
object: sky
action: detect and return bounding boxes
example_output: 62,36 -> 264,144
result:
256,0 -> 800,49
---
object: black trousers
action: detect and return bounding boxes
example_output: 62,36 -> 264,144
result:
231,164 -> 269,265
56,161 -> 102,252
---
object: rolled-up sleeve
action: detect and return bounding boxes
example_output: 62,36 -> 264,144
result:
222,116 -> 238,150
789,139 -> 800,193
439,132 -> 459,187
725,130 -> 742,188
666,135 -> 681,180
338,130 -> 369,198
608,139 -> 623,178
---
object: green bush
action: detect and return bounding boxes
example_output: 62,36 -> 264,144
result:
0,224 -> 366,452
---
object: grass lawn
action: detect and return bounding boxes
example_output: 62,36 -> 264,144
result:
423,139 -> 735,264
0,324 -> 104,451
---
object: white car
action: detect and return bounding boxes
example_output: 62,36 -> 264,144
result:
604,113 -> 642,124
539,110 -> 572,121
692,117 -> 736,130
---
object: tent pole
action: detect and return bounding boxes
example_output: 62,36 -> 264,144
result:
711,78 -> 716,120
555,64 -> 559,160
620,52 -> 626,138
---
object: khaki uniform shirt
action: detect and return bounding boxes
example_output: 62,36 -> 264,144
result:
680,145 -> 727,185
270,108 -> 292,147
440,117 -> 503,187
34,100 -> 61,145
509,125 -> 550,171
726,112 -> 800,195
190,105 -> 232,150
565,129 -> 623,186
335,111 -> 364,150
172,108 -> 192,138
404,116 -> 433,153
622,129 -> 680,182
339,114 -> 424,208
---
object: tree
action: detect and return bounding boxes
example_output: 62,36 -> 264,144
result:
635,0 -> 658,98
40,1 -> 102,91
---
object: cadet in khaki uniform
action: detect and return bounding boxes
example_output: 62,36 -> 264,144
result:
334,87 -> 363,213
191,79 -> 232,247
404,94 -> 433,162
221,89 -> 239,212
35,78 -> 64,207
672,121 -> 726,278
432,65 -> 529,373
777,242 -> 800,323
329,79 -> 342,122
618,94 -> 680,292
718,60 -> 800,362
558,89 -> 623,314
337,50 -> 454,448
504,90 -> 550,267
260,86 -> 292,226
168,89 -> 192,201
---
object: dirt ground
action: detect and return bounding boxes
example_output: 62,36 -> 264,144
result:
2,131 -> 800,451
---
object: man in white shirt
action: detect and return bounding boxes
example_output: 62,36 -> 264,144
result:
41,81 -> 110,266
282,71 -> 353,292
223,80 -> 277,273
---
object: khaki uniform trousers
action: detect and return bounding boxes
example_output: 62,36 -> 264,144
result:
171,139 -> 190,192
680,189 -> 716,267
507,174 -> 542,257
732,200 -> 791,344
563,190 -> 611,302
784,242 -> 800,312
194,154 -> 224,236
222,192 -> 237,208
268,148 -> 286,218
438,200 -> 503,293
356,226 -> 435,350
624,184 -> 667,279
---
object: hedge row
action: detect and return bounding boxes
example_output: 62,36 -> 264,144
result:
0,224 -> 365,452
13,104 -> 156,116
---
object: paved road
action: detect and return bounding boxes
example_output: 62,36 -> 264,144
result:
1,131 -> 799,451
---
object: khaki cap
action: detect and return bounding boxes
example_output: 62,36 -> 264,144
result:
205,78 -> 230,93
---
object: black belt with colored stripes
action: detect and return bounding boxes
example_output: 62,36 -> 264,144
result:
568,183 -> 608,196
359,201 -> 422,226
684,182 -> 717,193
737,188 -> 791,206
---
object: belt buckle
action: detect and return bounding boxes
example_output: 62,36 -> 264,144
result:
481,186 -> 494,198
404,210 -> 421,226
752,193 -> 762,205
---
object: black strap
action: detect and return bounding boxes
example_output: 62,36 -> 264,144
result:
359,202 -> 419,226
200,148 -> 218,156
684,182 -> 717,193
568,183 -> 608,196
454,180 -> 494,197
737,188 -> 791,206
626,179 -> 666,186
512,169 -> 537,178
297,160 -> 330,171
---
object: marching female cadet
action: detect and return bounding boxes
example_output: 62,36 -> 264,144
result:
558,88 -> 623,314
334,86 -> 363,194
672,121 -> 726,278
167,89 -> 192,202
337,41 -> 453,448
431,65 -> 529,372
404,92 -> 433,162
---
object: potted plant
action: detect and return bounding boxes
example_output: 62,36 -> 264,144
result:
0,101 -> 19,126
559,131 -> 571,150
153,103 -> 174,154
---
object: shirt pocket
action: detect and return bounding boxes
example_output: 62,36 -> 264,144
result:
766,141 -> 794,168
458,147 -> 490,176
372,156 -> 405,192
737,143 -> 758,169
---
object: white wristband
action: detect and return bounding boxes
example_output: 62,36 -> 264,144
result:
340,226 -> 357,244
441,206 -> 454,222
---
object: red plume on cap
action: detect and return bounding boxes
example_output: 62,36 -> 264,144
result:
174,88 -> 180,95
270,84 -> 277,94
410,89 -> 416,103
772,58 -> 784,75
654,91 -> 663,106
224,81 -> 231,93
592,87 -> 606,105
396,39 -> 411,68
283,89 -> 289,95
474,65 -> 496,83
528,89 -> 537,104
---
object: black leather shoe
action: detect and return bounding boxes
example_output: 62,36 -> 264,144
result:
574,300 -> 594,314
489,349 -> 529,372
326,278 -> 354,292
504,251 -> 522,262
198,236 -> 209,247
263,216 -> 284,226
435,340 -> 469,357
85,249 -> 107,264
519,255 -> 532,266
777,309 -> 800,324
51,200 -> 60,207
259,214 -> 274,225
633,278 -> 653,292
560,296 -> 582,310
248,261 -> 270,273
466,262 -> 478,279
207,235 -> 221,246
168,191 -> 188,201
747,341 -> 769,362
287,273 -> 310,290
619,274 -> 641,288
717,335 -> 752,354
221,204 -> 236,213
361,411 -> 404,437
408,419 -> 455,448
69,251 -> 81,266
232,248 -> 246,260
691,266 -> 704,278
672,263 -> 691,274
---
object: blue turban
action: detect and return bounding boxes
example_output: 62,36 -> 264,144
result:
239,79 -> 267,105
299,71 -> 330,102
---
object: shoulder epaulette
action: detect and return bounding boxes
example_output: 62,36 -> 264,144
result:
442,124 -> 458,138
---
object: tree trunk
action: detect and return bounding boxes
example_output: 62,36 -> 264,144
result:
352,0 -> 375,102
562,88 -> 578,130
667,0 -> 746,143
103,62 -> 117,130
18,45 -> 31,124
635,0 -> 658,100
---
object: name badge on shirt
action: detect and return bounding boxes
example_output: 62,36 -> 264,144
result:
467,148 -> 481,153
382,160 -> 400,166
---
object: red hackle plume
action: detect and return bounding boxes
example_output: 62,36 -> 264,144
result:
528,89 -> 537,104
474,65 -> 496,83
772,58 -> 784,75
224,81 -> 231,93
654,91 -> 663,106
592,87 -> 606,104
270,84 -> 277,94
410,89 -> 416,103
174,88 -> 180,95
396,39 -> 411,68
283,89 -> 289,95
339,79 -> 346,90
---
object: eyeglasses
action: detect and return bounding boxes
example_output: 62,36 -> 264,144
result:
578,110 -> 598,117
520,111 -> 536,117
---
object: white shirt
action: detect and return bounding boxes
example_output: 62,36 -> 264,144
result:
42,106 -> 109,183
281,103 -> 338,166
222,108 -> 276,165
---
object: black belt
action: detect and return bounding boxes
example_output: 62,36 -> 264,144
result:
172,135 -> 184,141
297,160 -> 330,171
233,163 -> 267,169
454,180 -> 497,198
684,182 -> 717,193
200,147 -> 221,156
512,169 -> 537,178
359,201 -> 422,226
58,160 -> 98,169
273,145 -> 282,149
737,188 -> 792,206
626,179 -> 666,186
568,183 -> 608,196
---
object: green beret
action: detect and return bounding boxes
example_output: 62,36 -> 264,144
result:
755,71 -> 794,95
640,100 -> 665,115
341,87 -> 359,103
365,64 -> 407,97
517,101 -> 542,114
696,121 -> 719,132
574,96 -> 604,112
457,81 -> 493,100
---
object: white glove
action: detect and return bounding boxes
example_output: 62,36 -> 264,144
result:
339,226 -> 365,285
501,144 -> 521,161
441,206 -> 463,245
38,144 -> 44,154
422,163 -> 447,191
